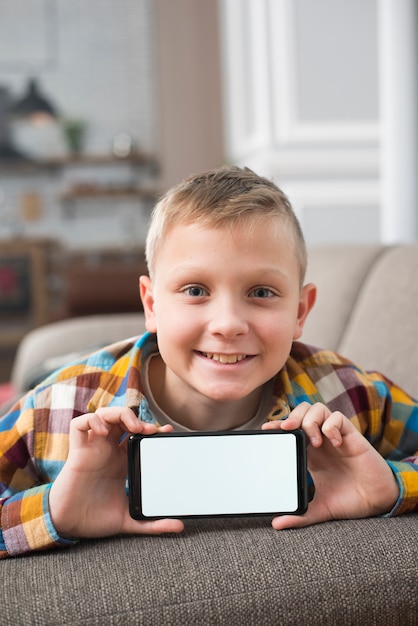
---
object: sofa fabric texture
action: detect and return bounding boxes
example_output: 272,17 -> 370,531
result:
1,515 -> 417,625
2,244 -> 417,625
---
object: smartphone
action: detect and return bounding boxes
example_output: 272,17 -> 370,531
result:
128,429 -> 307,520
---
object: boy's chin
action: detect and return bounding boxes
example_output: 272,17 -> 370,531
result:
195,380 -> 257,400
198,384 -> 263,412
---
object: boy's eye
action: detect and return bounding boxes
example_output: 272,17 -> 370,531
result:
184,285 -> 207,297
250,287 -> 275,298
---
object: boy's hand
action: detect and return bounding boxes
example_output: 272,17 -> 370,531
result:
49,407 -> 184,539
262,402 -> 400,529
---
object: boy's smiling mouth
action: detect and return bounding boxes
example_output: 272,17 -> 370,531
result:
199,351 -> 249,364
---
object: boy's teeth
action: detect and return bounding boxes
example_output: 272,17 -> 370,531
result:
203,352 -> 245,364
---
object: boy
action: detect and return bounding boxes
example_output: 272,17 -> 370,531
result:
0,166 -> 417,558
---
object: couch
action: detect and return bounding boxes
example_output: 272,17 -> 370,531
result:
1,245 -> 417,625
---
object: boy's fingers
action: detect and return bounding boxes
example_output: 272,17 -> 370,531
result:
281,403 -> 358,450
94,407 -> 174,435
271,497 -> 333,530
262,401 -> 315,431
70,413 -> 110,448
95,406 -> 143,431
282,402 -> 330,447
320,411 -> 372,457
320,411 -> 349,447
70,408 -> 174,452
271,509 -> 325,531
271,515 -> 307,530
261,420 -> 284,431
278,401 -> 311,428
158,424 -> 175,433
130,518 -> 185,535
78,407 -> 165,435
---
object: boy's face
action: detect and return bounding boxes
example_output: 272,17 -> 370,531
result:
140,218 -> 315,429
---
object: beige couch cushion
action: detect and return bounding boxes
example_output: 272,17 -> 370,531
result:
338,246 -> 418,398
302,245 -> 384,351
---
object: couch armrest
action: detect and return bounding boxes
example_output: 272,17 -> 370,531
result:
11,313 -> 146,393
1,516 -> 417,624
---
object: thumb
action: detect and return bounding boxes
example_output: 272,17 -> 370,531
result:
271,501 -> 331,530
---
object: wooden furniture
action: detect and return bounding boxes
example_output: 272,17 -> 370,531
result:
59,249 -> 148,318
0,241 -> 147,382
0,239 -> 51,347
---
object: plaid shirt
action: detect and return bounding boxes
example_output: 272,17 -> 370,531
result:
1,332 -> 417,558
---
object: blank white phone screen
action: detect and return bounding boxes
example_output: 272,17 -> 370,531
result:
139,433 -> 299,517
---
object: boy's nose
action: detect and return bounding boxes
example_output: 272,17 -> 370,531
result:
207,298 -> 249,337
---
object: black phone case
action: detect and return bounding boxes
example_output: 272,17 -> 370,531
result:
128,429 -> 308,520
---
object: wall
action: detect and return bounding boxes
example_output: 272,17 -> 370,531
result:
154,0 -> 224,190
0,0 -> 157,250
219,0 -> 381,245
0,0 -> 156,154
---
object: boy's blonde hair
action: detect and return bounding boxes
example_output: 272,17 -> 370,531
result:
145,166 -> 307,284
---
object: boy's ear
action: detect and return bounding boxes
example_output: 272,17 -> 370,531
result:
293,282 -> 317,340
139,276 -> 157,333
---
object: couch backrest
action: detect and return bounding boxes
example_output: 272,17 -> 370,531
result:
304,245 -> 418,398
302,245 -> 384,350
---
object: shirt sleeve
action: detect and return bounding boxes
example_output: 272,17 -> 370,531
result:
1,484 -> 76,557
385,459 -> 418,516
0,393 -> 76,558
289,345 -> 418,517
0,339 -> 139,558
366,372 -> 418,516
